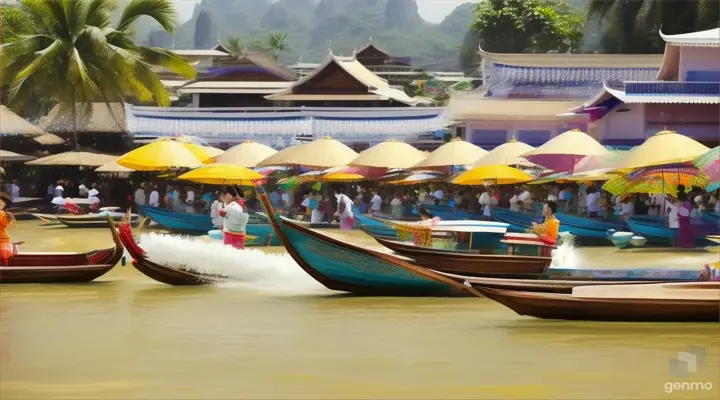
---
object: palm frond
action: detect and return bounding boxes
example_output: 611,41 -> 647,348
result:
116,0 -> 176,33
85,0 -> 117,28
137,47 -> 196,78
16,38 -> 65,80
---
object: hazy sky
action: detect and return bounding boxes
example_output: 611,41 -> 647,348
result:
173,0 -> 478,24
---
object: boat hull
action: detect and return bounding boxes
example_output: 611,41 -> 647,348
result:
279,218 -> 469,296
371,236 -> 551,277
0,224 -> 122,284
441,274 -> 668,294
113,220 -> 227,286
627,218 -> 718,247
477,287 -> 720,322
58,214 -> 139,228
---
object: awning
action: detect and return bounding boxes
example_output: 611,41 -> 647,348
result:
447,97 -> 586,121
605,86 -> 720,104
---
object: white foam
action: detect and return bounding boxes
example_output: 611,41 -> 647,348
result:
550,233 -> 582,269
137,232 -> 329,295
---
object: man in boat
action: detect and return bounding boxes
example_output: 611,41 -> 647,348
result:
531,200 -> 560,245
1,195 -> 23,265
219,187 -> 249,250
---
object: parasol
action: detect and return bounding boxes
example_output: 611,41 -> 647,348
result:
95,159 -> 133,173
614,130 -> 710,171
349,139 -> 426,169
117,138 -> 215,171
33,133 -> 65,145
154,135 -> 224,157
25,150 -> 118,167
257,137 -> 358,169
1,150 -> 35,162
295,167 -> 366,183
603,167 -> 709,196
472,139 -> 536,168
449,165 -> 534,186
0,105 -> 45,136
522,129 -> 608,173
380,172 -> 446,186
693,146 -> 719,182
410,138 -> 487,170
177,163 -> 264,185
214,140 -> 277,167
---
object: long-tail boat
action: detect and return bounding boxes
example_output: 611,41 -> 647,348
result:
140,205 -> 280,246
370,234 -> 551,277
112,216 -> 229,286
255,185 -> 474,296
475,282 -> 720,322
626,217 -> 719,247
435,265 -> 717,294
493,208 -> 613,242
0,225 -> 123,284
58,212 -> 140,228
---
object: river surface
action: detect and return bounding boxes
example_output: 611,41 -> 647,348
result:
1,220 -> 718,399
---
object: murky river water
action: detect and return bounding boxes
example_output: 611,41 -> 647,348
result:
1,221 -> 718,399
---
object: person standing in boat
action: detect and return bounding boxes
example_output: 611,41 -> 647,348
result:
0,195 -> 22,265
219,187 -> 249,250
334,187 -> 354,230
531,201 -> 560,245
676,192 -> 694,248
479,187 -> 498,219
210,192 -> 223,228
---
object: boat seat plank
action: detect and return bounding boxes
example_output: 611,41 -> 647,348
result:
500,239 -> 555,248
572,282 -> 720,300
18,252 -> 79,255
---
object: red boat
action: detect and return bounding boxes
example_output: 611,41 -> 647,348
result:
0,224 -> 123,284
113,216 -> 227,286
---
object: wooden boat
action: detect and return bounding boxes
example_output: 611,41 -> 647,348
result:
493,208 -> 610,241
627,217 -> 719,247
371,235 -> 552,277
256,186 -> 473,296
58,212 -> 139,228
140,205 -> 280,245
436,264 -> 717,293
112,218 -> 228,286
0,224 -> 123,284
476,282 -> 720,322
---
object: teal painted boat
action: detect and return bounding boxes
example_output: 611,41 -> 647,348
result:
256,186 -> 471,296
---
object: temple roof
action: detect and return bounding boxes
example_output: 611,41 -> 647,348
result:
267,55 -> 426,106
356,43 -> 412,66
179,81 -> 292,95
660,28 -> 720,47
478,46 -> 664,68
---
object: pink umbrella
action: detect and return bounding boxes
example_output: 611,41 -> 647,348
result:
522,129 -> 608,173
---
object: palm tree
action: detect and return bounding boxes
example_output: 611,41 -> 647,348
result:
264,31 -> 288,60
226,35 -> 244,55
1,0 -> 196,148
587,0 -> 720,53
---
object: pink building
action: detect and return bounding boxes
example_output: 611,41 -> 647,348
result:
447,48 -> 662,148
572,28 -> 720,147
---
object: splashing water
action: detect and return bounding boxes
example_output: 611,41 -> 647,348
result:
549,233 -> 583,269
137,232 -> 329,295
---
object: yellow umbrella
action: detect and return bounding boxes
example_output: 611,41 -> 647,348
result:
410,138 -> 487,169
257,137 -> 358,168
350,139 -> 426,169
450,165 -> 534,186
117,138 -> 214,171
297,167 -> 365,183
177,163 -> 264,185
154,135 -> 224,157
613,130 -> 711,170
472,139 -> 536,167
214,140 -> 278,167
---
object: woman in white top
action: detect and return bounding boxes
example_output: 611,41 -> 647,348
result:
478,188 -> 498,218
210,193 -> 223,228
311,195 -> 324,224
333,188 -> 354,230
369,190 -> 382,215
219,187 -> 248,249
620,195 -> 634,221
509,188 -> 521,212
585,187 -> 601,218
390,193 -> 403,218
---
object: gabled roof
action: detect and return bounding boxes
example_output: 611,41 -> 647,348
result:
266,55 -> 425,106
478,46 -> 663,68
0,105 -> 45,135
356,43 -> 391,58
237,52 -> 298,81
212,43 -> 232,54
356,43 -> 412,66
660,28 -> 720,47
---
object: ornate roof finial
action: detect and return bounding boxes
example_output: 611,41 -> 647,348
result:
369,36 -> 372,42
328,40 -> 333,56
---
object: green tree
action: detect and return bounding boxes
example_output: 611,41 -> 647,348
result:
470,0 -> 585,53
0,5 -> 32,44
2,0 -> 195,147
587,0 -> 720,53
263,31 -> 289,60
226,35 -> 245,55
